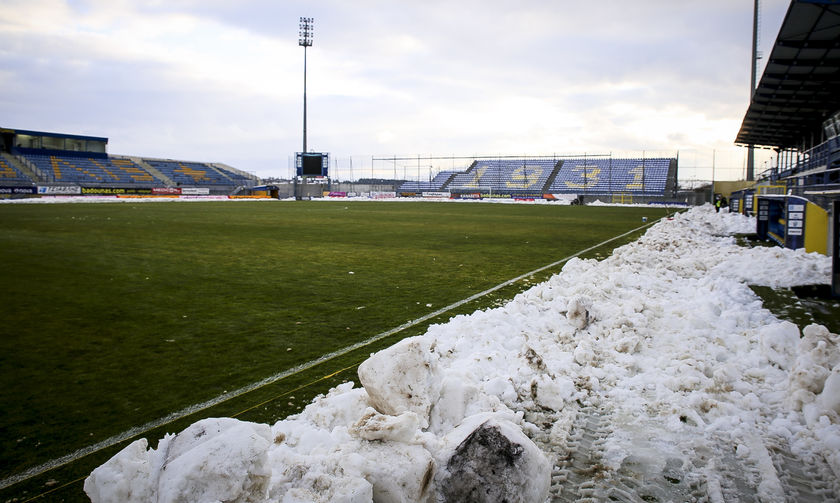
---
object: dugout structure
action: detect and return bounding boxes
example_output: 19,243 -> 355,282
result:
834,199 -> 840,296
729,185 -> 786,216
756,194 -> 829,254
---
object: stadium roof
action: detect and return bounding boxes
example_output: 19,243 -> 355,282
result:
1,127 -> 108,143
735,0 -> 840,149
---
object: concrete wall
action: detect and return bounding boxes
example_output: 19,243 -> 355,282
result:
714,181 -> 754,198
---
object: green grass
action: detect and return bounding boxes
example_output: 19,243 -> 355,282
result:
750,285 -> 840,334
736,233 -> 840,334
0,200 -> 669,501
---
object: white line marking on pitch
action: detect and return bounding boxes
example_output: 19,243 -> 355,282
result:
0,219 -> 657,491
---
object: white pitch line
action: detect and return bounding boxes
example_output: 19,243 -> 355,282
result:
0,218 -> 658,491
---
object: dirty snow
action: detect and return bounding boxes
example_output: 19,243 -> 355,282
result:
85,205 -> 840,502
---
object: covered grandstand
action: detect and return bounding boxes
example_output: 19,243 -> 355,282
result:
735,0 -> 840,202
733,0 -> 840,293
0,128 -> 259,196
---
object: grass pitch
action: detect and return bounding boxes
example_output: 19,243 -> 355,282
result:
0,200 -> 666,499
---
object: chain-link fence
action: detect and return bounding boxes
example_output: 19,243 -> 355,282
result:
282,148 -> 769,187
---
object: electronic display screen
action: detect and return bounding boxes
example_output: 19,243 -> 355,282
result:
302,154 -> 322,176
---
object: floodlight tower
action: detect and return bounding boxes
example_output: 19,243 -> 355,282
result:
747,0 -> 761,181
299,17 -> 314,153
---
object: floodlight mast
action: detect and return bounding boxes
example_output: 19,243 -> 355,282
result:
299,17 -> 314,153
747,0 -> 760,181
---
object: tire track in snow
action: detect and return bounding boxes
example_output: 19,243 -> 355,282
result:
700,430 -> 839,502
536,404 -> 705,503
767,436 -> 840,502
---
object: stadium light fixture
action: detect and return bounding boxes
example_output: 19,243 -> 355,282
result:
299,17 -> 314,153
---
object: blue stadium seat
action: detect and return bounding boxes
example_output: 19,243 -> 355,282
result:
144,160 -> 233,186
0,158 -> 33,183
548,158 -> 671,195
398,170 -> 459,192
213,166 -> 254,184
19,152 -> 252,187
447,160 -> 557,194
20,154 -> 161,184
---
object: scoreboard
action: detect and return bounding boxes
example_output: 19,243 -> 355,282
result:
296,152 -> 329,177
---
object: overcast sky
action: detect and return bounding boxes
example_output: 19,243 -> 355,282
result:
1,0 -> 789,179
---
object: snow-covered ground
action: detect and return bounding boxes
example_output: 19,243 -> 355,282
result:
84,206 -> 840,502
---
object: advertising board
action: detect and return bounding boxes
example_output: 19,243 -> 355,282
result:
81,187 -> 153,195
370,191 -> 396,199
152,187 -> 182,195
1,186 -> 37,195
37,186 -> 81,195
181,188 -> 210,195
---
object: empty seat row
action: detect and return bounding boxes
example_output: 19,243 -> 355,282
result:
548,158 -> 671,194
145,160 -> 235,186
405,158 -> 673,196
213,166 -> 256,183
13,153 -> 258,187
0,158 -> 32,183
23,154 -> 162,184
397,170 -> 460,192
448,160 -> 558,193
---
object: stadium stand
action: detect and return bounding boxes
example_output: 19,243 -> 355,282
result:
440,157 -> 675,197
548,157 -> 673,195
109,158 -> 157,183
397,170 -> 458,193
21,154 -> 162,184
211,163 -> 258,185
1,128 -> 260,194
447,160 -> 558,194
144,160 -> 237,186
0,157 -> 32,183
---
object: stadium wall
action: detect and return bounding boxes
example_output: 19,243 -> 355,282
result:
714,181 -> 755,199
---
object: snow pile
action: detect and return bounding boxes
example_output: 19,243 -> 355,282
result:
85,205 -> 840,502
85,419 -> 272,502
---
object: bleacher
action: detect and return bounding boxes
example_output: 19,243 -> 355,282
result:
0,157 -> 33,184
143,160 -> 232,186
110,158 -> 156,183
2,128 -> 261,193
13,153 -> 256,188
23,154 -> 161,184
397,170 -> 458,193
212,164 -> 257,185
448,160 -> 558,194
548,157 -> 672,195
